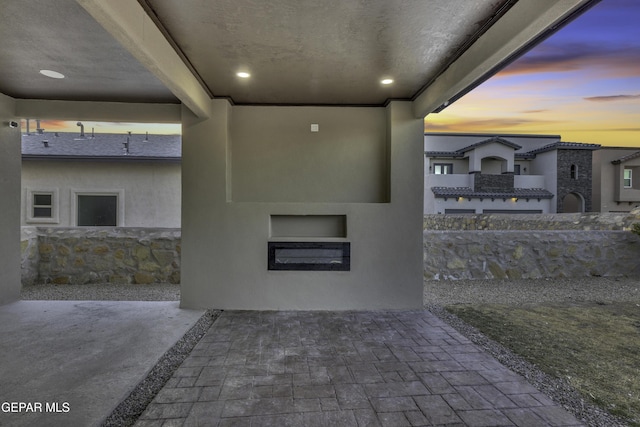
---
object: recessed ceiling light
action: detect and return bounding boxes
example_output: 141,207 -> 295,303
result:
40,69 -> 65,79
236,72 -> 251,78
381,78 -> 394,85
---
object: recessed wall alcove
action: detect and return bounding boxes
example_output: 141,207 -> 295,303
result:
270,215 -> 346,238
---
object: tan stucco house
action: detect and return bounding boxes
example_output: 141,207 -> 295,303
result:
424,132 -> 600,214
0,0 -> 601,309
593,147 -> 640,212
21,130 -> 181,228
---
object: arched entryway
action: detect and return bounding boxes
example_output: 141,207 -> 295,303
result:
562,192 -> 585,213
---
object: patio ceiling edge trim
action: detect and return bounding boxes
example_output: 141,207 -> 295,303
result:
413,0 -> 600,119
15,99 -> 182,123
75,0 -> 211,119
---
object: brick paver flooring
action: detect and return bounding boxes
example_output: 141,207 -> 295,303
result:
135,311 -> 584,426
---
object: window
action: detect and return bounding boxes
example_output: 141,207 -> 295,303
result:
570,164 -> 578,179
77,195 -> 117,226
33,194 -> 52,218
624,169 -> 632,188
72,189 -> 125,226
433,163 -> 453,174
26,188 -> 59,224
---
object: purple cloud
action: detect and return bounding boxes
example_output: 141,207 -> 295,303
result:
584,94 -> 640,102
499,43 -> 640,78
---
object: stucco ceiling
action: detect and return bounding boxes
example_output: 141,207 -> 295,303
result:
0,0 -> 177,103
0,0 -> 597,113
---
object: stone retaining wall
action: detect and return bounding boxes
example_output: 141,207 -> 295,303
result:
423,211 -> 640,231
424,230 -> 640,280
22,211 -> 640,285
21,227 -> 180,285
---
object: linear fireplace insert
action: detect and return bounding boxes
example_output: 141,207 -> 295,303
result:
268,242 -> 350,271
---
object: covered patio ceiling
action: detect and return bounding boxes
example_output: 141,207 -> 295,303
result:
0,0 -> 599,119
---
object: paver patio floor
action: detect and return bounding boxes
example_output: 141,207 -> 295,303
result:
135,310 -> 583,426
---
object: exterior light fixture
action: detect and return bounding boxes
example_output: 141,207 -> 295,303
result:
457,197 -> 463,202
236,72 -> 250,78
381,78 -> 394,85
39,70 -> 65,79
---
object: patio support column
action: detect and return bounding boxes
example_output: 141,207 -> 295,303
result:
0,93 -> 22,305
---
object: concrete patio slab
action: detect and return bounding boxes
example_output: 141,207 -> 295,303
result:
0,300 -> 204,427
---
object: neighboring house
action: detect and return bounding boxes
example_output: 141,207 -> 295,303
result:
593,147 -> 640,213
424,133 -> 600,214
21,130 -> 181,228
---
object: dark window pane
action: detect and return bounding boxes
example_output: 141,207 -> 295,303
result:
34,194 -> 52,206
33,207 -> 52,218
77,195 -> 117,226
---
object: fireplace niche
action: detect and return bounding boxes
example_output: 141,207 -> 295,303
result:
268,242 -> 350,271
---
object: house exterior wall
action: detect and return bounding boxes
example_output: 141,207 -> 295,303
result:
0,93 -> 21,304
424,133 -> 563,214
593,148 -> 640,212
529,150 -> 558,213
21,161 -> 181,227
467,143 -> 514,173
181,99 -> 424,310
556,149 -> 593,212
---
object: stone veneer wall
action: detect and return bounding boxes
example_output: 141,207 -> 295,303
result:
21,211 -> 640,285
21,227 -> 180,285
557,149 -> 594,213
423,212 -> 639,231
20,227 -> 40,286
424,211 -> 640,281
424,230 -> 640,280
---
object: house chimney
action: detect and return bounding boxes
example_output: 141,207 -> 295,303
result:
91,127 -> 95,138
25,119 -> 30,135
77,121 -> 85,137
36,119 -> 44,134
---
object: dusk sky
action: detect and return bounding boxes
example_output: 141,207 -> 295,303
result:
30,0 -> 639,146
426,0 -> 640,147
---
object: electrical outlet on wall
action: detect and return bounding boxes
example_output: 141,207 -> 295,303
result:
310,123 -> 319,132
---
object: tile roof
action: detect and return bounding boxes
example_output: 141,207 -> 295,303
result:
523,141 -> 600,156
21,132 -> 181,162
424,151 -> 464,158
425,136 -> 521,158
457,136 -> 522,153
611,150 -> 640,164
431,186 -> 554,200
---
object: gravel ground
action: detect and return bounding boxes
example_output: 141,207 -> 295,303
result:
21,283 -> 180,301
21,277 -> 640,426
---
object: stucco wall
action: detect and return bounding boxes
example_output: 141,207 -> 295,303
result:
594,148 -> 640,212
181,99 -> 424,310
21,160 -> 181,227
0,93 -> 21,304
